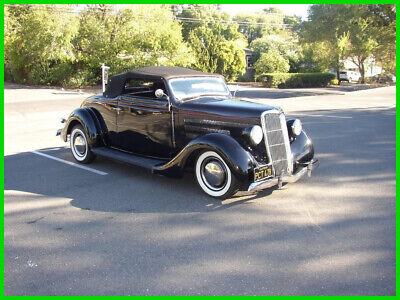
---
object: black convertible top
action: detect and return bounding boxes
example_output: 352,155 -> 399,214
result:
104,66 -> 222,98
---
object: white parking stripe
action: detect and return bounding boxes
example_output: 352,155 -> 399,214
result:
31,150 -> 108,175
308,114 -> 353,119
290,113 -> 352,119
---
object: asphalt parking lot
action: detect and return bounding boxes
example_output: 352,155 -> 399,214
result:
4,84 -> 396,295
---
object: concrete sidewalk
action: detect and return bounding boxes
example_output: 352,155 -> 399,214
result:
4,82 -> 100,103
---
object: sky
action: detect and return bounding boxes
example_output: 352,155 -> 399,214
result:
220,4 -> 311,20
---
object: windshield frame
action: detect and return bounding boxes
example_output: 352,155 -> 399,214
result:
167,76 -> 231,101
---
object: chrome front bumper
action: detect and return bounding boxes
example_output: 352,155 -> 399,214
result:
248,158 -> 319,192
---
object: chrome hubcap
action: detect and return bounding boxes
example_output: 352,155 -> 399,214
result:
73,134 -> 86,157
201,159 -> 227,190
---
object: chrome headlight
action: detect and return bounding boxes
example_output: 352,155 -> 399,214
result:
291,119 -> 302,136
248,125 -> 263,145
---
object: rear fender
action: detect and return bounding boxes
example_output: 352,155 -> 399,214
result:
60,107 -> 105,147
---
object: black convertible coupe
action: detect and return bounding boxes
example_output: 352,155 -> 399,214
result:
57,66 -> 318,199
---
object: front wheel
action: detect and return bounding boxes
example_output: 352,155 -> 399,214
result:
70,124 -> 95,164
195,151 -> 238,200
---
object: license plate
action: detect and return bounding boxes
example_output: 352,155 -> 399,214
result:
254,165 -> 273,182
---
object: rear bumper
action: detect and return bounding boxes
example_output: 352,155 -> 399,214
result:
248,158 -> 319,192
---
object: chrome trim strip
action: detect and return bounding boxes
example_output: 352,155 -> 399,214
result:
260,110 -> 279,174
279,112 -> 293,174
184,118 -> 253,128
171,109 -> 176,148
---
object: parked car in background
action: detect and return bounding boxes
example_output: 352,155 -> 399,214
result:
57,66 -> 318,199
339,71 -> 361,83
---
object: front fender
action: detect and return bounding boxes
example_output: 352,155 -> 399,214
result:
290,130 -> 315,167
154,133 -> 254,186
60,107 -> 104,147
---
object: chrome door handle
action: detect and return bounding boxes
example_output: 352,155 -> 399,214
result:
113,107 -> 123,111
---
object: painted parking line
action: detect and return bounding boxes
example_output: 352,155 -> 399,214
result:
31,150 -> 108,176
290,113 -> 353,119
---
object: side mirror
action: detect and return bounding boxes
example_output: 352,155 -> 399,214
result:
155,89 -> 165,99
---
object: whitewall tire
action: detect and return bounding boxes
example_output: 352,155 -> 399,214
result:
70,124 -> 95,164
195,151 -> 238,199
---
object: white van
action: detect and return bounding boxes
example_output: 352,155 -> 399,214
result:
339,71 -> 361,83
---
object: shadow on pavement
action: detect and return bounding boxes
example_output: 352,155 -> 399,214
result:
4,146 -> 276,214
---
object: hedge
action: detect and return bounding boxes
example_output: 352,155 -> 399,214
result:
257,73 -> 336,88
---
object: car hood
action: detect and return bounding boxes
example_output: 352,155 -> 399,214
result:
177,96 -> 280,120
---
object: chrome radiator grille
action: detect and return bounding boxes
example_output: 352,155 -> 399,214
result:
261,110 -> 293,176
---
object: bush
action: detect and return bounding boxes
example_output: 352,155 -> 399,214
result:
62,69 -> 98,88
366,73 -> 396,84
254,50 -> 290,75
257,72 -> 335,88
330,78 -> 339,85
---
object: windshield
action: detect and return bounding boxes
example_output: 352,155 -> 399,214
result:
168,77 -> 230,101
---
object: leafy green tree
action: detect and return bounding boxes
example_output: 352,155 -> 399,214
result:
74,5 -> 194,85
300,5 -> 351,80
178,5 -> 246,81
367,4 -> 396,73
301,4 -> 395,82
4,6 -> 17,79
346,15 -> 376,81
234,8 -> 296,45
132,5 -> 195,67
5,4 -> 194,87
297,42 -> 332,72
5,5 -> 79,84
254,50 -> 290,75
234,12 -> 281,45
250,33 -> 300,73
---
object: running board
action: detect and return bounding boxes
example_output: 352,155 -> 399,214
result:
92,147 -> 166,171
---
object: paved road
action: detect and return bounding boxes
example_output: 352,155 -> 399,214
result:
4,85 -> 396,295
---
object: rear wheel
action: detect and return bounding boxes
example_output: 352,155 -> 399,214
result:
195,151 -> 238,200
70,124 -> 95,164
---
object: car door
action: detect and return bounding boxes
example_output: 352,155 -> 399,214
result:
115,89 -> 173,159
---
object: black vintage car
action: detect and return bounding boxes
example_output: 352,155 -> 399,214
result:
57,66 -> 318,199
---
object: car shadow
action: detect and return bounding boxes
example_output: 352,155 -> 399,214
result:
4,146 -> 276,214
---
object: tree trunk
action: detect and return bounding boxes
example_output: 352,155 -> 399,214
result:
336,69 -> 340,85
336,54 -> 341,85
352,56 -> 366,84
360,63 -> 365,84
356,57 -> 366,84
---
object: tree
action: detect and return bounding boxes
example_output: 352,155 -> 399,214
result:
297,41 -> 333,72
301,4 -> 396,82
74,4 -> 194,85
300,5 -> 350,80
254,50 -> 290,75
234,13 -> 266,45
178,5 -> 246,81
250,33 -> 300,73
346,15 -> 376,81
5,5 -> 79,84
234,8 -> 295,45
367,4 -> 396,73
4,6 -> 17,79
